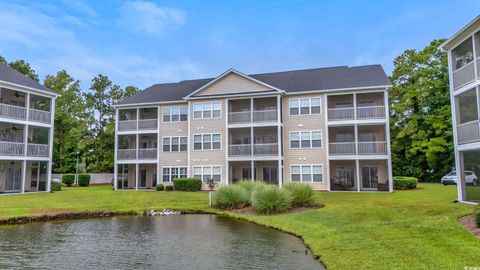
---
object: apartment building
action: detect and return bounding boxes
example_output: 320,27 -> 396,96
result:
441,16 -> 480,203
114,65 -> 392,192
0,63 -> 57,194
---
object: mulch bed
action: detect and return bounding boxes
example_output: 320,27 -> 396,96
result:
459,215 -> 480,238
232,204 -> 324,216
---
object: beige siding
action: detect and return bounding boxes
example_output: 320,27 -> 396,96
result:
158,103 -> 188,167
195,73 -> 273,96
282,94 -> 328,190
189,99 -> 227,187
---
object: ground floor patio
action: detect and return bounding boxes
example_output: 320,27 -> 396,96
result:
0,160 -> 50,194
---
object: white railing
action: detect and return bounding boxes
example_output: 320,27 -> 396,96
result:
328,107 -> 354,121
457,120 -> 480,144
118,120 -> 137,131
29,109 -> 51,124
329,142 -> 356,155
138,119 -> 158,130
138,148 -> 157,159
117,149 -> 136,160
228,144 -> 251,156
228,111 -> 251,124
27,143 -> 49,157
253,143 -> 278,155
356,106 -> 385,119
358,141 -> 387,154
253,109 -> 277,122
0,103 -> 26,120
0,141 -> 25,156
453,61 -> 475,90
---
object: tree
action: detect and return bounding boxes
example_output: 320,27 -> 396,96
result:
9,59 -> 40,82
389,39 -> 454,182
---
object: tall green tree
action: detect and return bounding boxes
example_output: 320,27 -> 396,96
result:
389,39 -> 454,182
0,55 -> 40,82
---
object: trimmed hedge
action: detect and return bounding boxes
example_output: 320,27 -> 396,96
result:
213,185 -> 250,209
62,174 -> 75,187
51,181 -> 62,192
156,184 -> 165,191
284,183 -> 316,207
78,174 -> 91,187
166,185 -> 174,191
394,176 -> 418,190
173,178 -> 202,191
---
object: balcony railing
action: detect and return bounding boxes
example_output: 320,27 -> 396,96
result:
118,120 -> 137,131
253,143 -> 278,155
29,109 -> 51,124
329,142 -> 356,155
117,149 -> 136,160
138,119 -> 158,130
356,106 -> 385,119
453,61 -> 475,90
138,148 -> 157,159
228,109 -> 278,124
328,107 -> 354,121
229,144 -> 252,156
27,143 -> 49,157
457,120 -> 480,144
0,103 -> 26,120
358,141 -> 387,154
0,141 -> 24,156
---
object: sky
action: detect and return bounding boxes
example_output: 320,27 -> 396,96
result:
0,0 -> 479,90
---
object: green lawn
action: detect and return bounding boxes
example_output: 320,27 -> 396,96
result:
0,184 -> 478,269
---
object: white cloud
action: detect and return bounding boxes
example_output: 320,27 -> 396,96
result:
119,1 -> 186,35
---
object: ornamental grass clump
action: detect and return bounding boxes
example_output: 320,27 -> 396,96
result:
213,185 -> 250,210
251,185 -> 292,214
235,181 -> 266,199
284,183 -> 316,207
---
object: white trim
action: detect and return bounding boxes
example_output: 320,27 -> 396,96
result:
286,85 -> 391,96
192,133 -> 222,151
115,100 -> 187,108
0,80 -> 59,97
289,164 -> 324,183
192,165 -> 222,182
161,105 -> 188,123
440,15 -> 480,50
46,98 -> 55,192
289,130 -> 323,149
162,136 -> 188,152
184,69 -> 284,99
288,96 -> 322,116
192,101 -> 222,119
161,166 -> 188,183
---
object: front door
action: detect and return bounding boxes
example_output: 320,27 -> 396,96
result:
337,167 -> 355,189
263,167 -> 278,185
362,167 -> 378,190
5,166 -> 22,192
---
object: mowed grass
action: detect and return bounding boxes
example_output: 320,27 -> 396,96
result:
0,184 -> 478,269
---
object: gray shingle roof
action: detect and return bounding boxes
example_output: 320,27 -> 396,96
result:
0,63 -> 56,95
116,64 -> 390,106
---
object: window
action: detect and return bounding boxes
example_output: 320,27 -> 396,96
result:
162,166 -> 187,182
291,165 -> 323,182
289,97 -> 321,115
163,106 -> 188,122
193,102 -> 221,119
162,136 -> 187,152
193,134 -> 221,150
193,165 -> 221,182
290,131 -> 322,149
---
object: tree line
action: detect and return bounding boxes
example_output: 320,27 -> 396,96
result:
1,38 -> 454,181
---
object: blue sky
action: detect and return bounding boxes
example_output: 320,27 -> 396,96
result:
0,0 -> 479,90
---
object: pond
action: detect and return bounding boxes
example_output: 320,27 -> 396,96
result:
0,215 -> 324,269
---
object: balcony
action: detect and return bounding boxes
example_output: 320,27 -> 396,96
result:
229,144 -> 251,156
29,109 -> 51,124
356,106 -> 385,119
451,37 -> 476,91
327,92 -> 386,121
138,148 -> 157,159
228,126 -> 279,157
329,125 -> 387,155
118,149 -> 136,160
228,143 -> 278,156
138,119 -> 157,130
358,141 -> 387,154
327,107 -> 354,121
0,141 -> 24,156
457,120 -> 480,144
118,120 -> 137,131
228,97 -> 278,124
329,142 -> 355,155
27,143 -> 49,157
0,103 -> 26,120
453,61 -> 475,90
118,107 -> 158,132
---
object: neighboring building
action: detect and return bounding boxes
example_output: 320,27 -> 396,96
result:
0,63 -> 57,194
114,65 -> 393,191
441,16 -> 480,203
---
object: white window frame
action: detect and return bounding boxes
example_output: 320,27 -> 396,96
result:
193,165 -> 222,183
290,164 -> 323,183
288,97 -> 321,116
192,133 -> 222,150
192,101 -> 222,119
290,130 -> 322,149
162,136 -> 188,152
162,106 -> 188,122
162,166 -> 188,182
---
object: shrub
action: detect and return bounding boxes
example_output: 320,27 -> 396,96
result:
394,176 -> 418,190
156,184 -> 165,191
50,181 -> 62,192
235,181 -> 266,199
166,185 -> 174,191
213,185 -> 250,209
78,174 -> 91,187
173,178 -> 202,191
251,185 -> 292,214
62,174 -> 75,187
284,183 -> 315,207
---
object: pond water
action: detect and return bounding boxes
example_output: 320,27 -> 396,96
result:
0,215 -> 324,270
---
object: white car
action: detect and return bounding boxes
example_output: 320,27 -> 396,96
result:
441,171 -> 477,186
